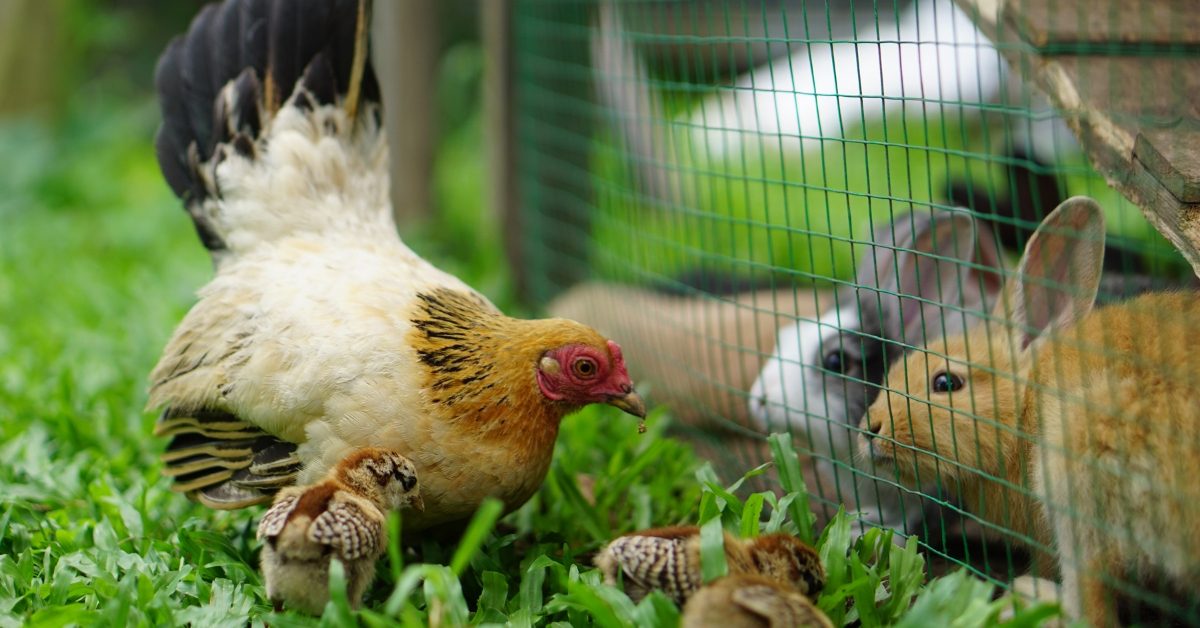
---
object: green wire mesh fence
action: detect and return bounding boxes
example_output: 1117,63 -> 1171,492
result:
511,0 -> 1200,623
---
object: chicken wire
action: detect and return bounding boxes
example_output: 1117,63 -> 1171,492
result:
510,0 -> 1199,622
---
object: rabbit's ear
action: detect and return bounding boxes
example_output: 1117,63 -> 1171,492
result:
857,210 -> 1004,347
1002,196 -> 1106,350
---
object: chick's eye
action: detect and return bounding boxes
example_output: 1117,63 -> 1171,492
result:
572,357 -> 598,379
394,468 -> 416,491
931,372 -> 964,393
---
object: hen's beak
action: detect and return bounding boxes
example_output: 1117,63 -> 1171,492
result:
606,390 -> 647,418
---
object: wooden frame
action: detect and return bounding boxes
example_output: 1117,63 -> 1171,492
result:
953,0 -> 1200,275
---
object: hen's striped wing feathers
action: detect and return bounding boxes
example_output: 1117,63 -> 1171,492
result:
155,407 -> 300,508
156,411 -> 263,440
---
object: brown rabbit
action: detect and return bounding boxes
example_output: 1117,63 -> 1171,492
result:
861,197 -> 1200,626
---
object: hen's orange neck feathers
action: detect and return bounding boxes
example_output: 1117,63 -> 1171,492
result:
408,288 -> 613,451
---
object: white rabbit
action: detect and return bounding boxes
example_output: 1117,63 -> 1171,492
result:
748,210 -> 1005,535
862,197 -> 1200,625
592,0 -> 1079,190
690,0 -> 1004,158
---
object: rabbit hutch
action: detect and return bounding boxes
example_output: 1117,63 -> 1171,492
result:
487,0 -> 1200,623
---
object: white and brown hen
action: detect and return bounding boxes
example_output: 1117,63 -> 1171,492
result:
148,0 -> 646,533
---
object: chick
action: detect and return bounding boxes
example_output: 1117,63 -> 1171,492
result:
682,574 -> 833,628
257,448 -> 423,614
595,526 -> 824,605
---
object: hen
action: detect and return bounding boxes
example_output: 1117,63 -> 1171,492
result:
148,0 -> 646,532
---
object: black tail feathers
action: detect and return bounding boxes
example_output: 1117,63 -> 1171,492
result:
154,0 -> 377,251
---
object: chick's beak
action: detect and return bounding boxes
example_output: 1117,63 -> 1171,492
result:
606,390 -> 647,418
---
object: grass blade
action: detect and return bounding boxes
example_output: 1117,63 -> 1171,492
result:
547,466 -> 609,541
450,498 -> 503,576
702,482 -> 743,520
739,493 -> 765,539
698,516 -> 728,584
519,555 -> 560,615
768,433 -> 813,543
382,566 -> 429,616
323,559 -> 356,626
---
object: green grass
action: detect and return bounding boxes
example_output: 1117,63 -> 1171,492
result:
0,94 -> 1068,626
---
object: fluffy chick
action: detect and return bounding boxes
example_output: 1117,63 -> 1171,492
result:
595,526 -> 824,605
257,448 -> 423,614
682,574 -> 833,628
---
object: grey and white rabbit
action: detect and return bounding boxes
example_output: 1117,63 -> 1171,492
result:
748,210 -> 1005,535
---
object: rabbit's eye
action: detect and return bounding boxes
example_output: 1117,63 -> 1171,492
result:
821,350 -> 846,373
931,372 -> 964,393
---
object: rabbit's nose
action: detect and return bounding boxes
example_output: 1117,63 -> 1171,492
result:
753,395 -> 766,409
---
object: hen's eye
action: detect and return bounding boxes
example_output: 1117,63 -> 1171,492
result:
931,372 -> 964,393
572,357 -> 598,378
821,351 -> 847,374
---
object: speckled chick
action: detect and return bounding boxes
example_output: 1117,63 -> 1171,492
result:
595,526 -> 824,605
257,448 -> 423,614
682,574 -> 833,628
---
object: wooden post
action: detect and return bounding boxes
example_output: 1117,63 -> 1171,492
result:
483,0 -> 527,301
372,0 -> 440,227
953,0 -> 1200,276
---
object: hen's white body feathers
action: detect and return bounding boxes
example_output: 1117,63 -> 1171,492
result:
150,101 -> 512,524
204,105 -> 393,258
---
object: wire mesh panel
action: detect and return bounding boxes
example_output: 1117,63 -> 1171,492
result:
512,0 -> 1200,623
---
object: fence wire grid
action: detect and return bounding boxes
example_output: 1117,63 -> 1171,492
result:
511,0 -> 1200,624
